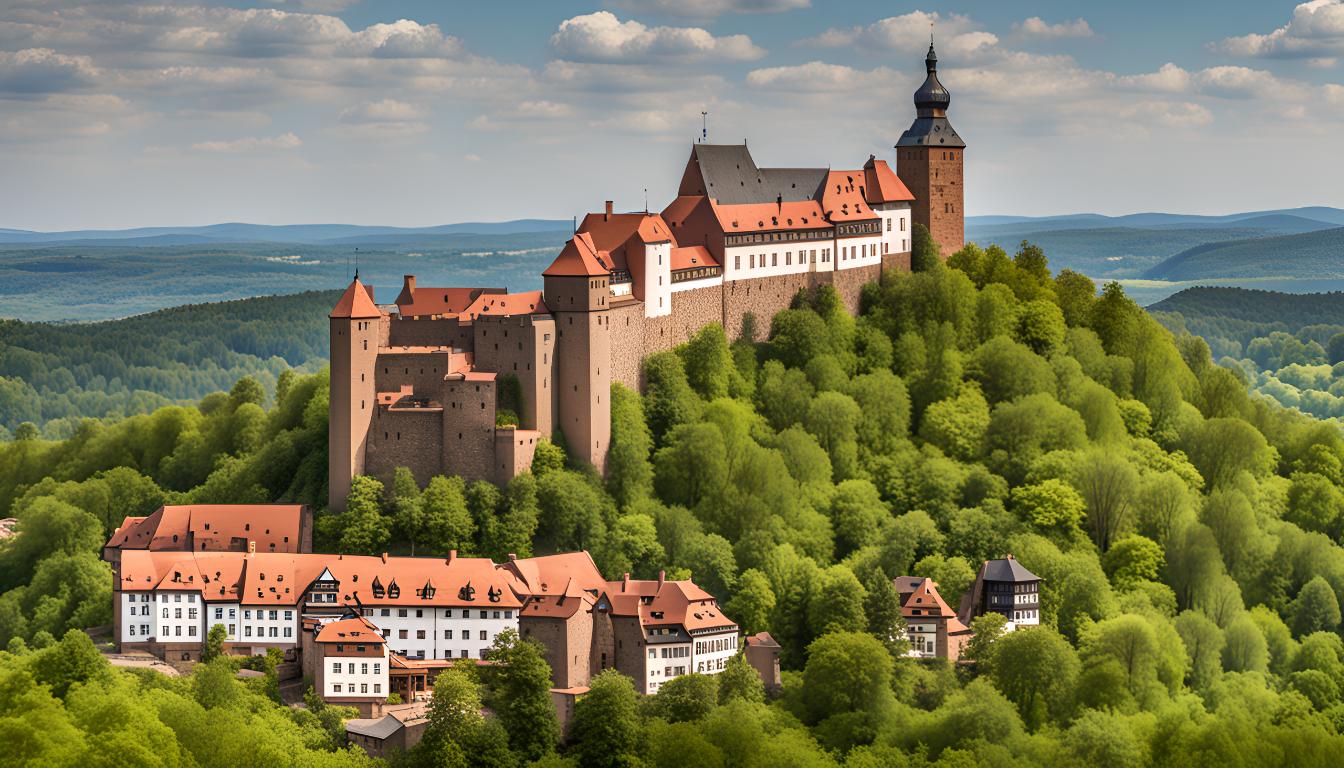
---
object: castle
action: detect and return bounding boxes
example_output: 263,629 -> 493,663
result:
329,43 -> 966,509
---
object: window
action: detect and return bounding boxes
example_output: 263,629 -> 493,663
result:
771,253 -> 777,267
214,608 -> 222,619
348,663 -> 355,674
734,254 -> 740,270
460,650 -> 469,659
374,663 -> 381,674
445,629 -> 453,639
332,662 -> 341,674
188,626 -> 196,637
361,663 -> 369,675
887,218 -> 892,231
479,630 -> 487,641
374,684 -> 381,694
245,626 -> 252,637
416,630 -> 426,639
129,625 -> 136,636
399,630 -> 408,639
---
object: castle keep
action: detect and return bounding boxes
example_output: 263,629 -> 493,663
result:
329,44 -> 966,509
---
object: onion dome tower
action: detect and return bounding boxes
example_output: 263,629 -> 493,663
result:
896,38 -> 966,256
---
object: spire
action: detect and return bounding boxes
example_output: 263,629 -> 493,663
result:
913,34 -> 951,116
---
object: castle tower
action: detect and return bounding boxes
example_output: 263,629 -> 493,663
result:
328,278 -> 381,511
543,233 -> 611,473
896,38 -> 966,256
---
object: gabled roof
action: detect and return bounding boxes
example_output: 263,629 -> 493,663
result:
862,157 -> 915,204
821,170 -> 881,222
670,245 -> 718,271
600,575 -> 735,633
576,211 -> 676,274
330,278 -> 381,319
104,504 -> 305,556
316,615 -> 386,644
711,199 -> 828,234
543,232 -> 611,277
678,144 -> 827,205
504,551 -> 606,595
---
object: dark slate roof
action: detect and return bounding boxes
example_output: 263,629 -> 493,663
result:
981,557 -> 1039,583
685,144 -> 827,205
897,117 -> 966,148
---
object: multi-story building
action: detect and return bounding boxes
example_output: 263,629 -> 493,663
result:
306,616 -> 390,716
958,555 -> 1043,630
328,43 -> 969,508
895,576 -> 972,661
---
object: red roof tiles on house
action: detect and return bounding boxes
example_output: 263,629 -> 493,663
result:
461,290 -> 548,318
669,245 -> 719,271
316,616 -> 386,644
821,171 -> 882,223
711,199 -> 829,233
863,157 -> 914,204
104,504 -> 305,555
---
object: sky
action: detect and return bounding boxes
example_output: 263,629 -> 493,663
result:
3,0 -> 1344,230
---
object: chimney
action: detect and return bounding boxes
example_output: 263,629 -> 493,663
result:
247,541 -> 255,557
622,573 -> 630,592
657,570 -> 665,587
402,275 -> 416,294
447,549 -> 457,564
380,552 -> 388,563
776,193 -> 783,211
604,200 -> 613,221
508,553 -> 517,561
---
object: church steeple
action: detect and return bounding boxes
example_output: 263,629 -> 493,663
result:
895,37 -> 967,256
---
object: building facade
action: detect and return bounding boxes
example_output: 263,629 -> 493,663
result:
327,47 -> 970,508
895,576 -> 972,661
958,555 -> 1043,631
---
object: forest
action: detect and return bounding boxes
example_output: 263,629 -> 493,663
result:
1152,287 -> 1344,422
0,290 -> 336,439
5,228 -> 1344,766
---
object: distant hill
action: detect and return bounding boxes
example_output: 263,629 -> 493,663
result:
1148,286 -> 1344,329
967,206 -> 1344,234
0,219 -> 571,246
1144,227 -> 1344,280
0,291 -> 338,436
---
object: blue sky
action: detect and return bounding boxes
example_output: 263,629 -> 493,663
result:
3,1 -> 1343,229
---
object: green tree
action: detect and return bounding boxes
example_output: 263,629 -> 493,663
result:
803,391 -> 861,481
607,383 -> 654,508
918,384 -> 990,462
419,475 -> 475,556
1015,299 -> 1066,355
725,569 -> 775,636
388,467 -> 425,555
1102,535 -> 1165,589
643,352 -> 704,445
961,612 -> 1008,667
911,222 -> 941,271
203,622 -> 227,664
1290,577 -> 1342,637
568,669 -> 642,768
808,565 -> 867,636
482,629 -> 560,761
1173,610 -> 1225,691
1073,449 -> 1138,552
861,566 -> 905,645
989,626 -> 1079,730
648,673 -> 718,723
1011,479 -> 1086,540
800,631 -> 894,725
717,652 -> 765,704
767,309 -> 830,370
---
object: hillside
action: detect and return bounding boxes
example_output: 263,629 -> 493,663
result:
1144,227 -> 1344,280
0,291 -> 337,437
1148,286 -> 1344,336
8,237 -> 1344,764
0,218 -> 571,245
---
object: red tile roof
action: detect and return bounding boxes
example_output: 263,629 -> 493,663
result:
896,576 -> 969,633
670,245 -> 718,271
505,551 -> 606,596
316,616 -> 386,645
576,212 -> 676,273
821,171 -> 882,223
711,199 -> 828,233
104,504 -> 305,555
601,575 -> 736,633
461,290 -> 548,318
330,278 -> 382,319
863,157 -> 914,204
543,232 -> 611,277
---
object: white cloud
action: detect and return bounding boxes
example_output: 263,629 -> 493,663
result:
1116,63 -> 1193,93
336,98 -> 428,136
192,131 -> 303,153
1327,83 -> 1344,103
803,11 -> 999,61
1014,17 -> 1095,40
0,48 -> 99,95
613,0 -> 809,18
1217,0 -> 1344,58
746,60 -> 893,93
550,11 -> 764,62
1193,65 -> 1287,98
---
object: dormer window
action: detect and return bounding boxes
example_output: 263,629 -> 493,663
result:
488,586 -> 502,603
371,577 -> 385,599
459,583 -> 476,601
387,581 -> 400,599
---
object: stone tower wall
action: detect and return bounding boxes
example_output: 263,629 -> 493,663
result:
897,146 -> 964,256
328,316 -> 380,511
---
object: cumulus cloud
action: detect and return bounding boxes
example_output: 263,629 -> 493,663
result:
192,131 -> 303,153
550,11 -> 764,62
1193,65 -> 1288,98
746,60 -> 893,93
802,11 -> 999,60
1116,63 -> 1193,93
0,48 -> 99,96
1014,17 -> 1095,40
1217,0 -> 1344,58
336,98 -> 428,136
613,0 -> 809,17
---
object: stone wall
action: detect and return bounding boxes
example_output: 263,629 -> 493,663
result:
493,428 -> 540,485
520,612 -> 593,690
819,264 -> 883,315
723,272 -> 811,342
366,408 -> 444,487
472,315 -> 555,435
387,316 -> 470,349
881,251 -> 912,274
607,300 -> 646,392
373,351 -> 451,400
897,146 -> 964,256
441,378 -> 497,482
